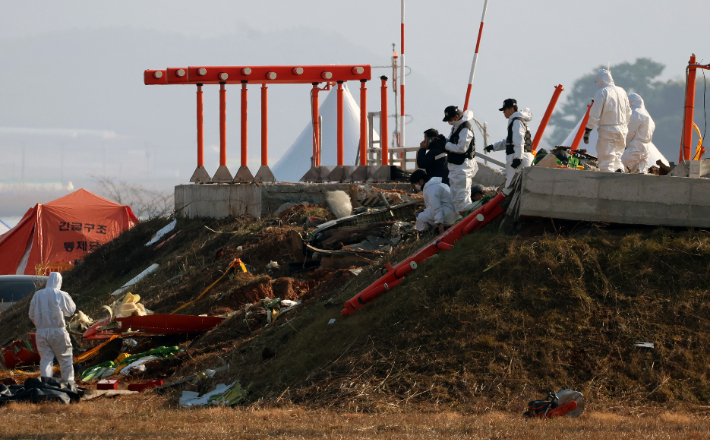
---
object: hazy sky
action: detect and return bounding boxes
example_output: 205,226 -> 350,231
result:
1,0 -> 709,217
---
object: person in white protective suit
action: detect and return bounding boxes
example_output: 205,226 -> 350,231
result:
583,69 -> 632,172
410,169 -> 459,235
484,99 -> 535,187
28,272 -> 76,382
442,106 -> 478,214
621,93 -> 655,173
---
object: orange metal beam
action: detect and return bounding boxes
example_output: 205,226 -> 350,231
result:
261,84 -> 268,167
144,65 -> 371,86
380,76 -> 389,165
241,82 -> 248,167
219,83 -> 227,167
337,81 -> 344,166
196,84 -> 204,167
360,80 -> 368,166
682,54 -> 698,162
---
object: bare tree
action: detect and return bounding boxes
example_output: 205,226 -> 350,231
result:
90,175 -> 173,220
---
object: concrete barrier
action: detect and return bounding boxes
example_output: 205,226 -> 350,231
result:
517,167 -> 710,228
175,182 -> 413,219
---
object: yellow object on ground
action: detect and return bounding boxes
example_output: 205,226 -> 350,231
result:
171,258 -> 247,315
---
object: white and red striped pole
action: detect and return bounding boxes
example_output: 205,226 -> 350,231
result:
463,0 -> 490,111
400,0 -> 405,148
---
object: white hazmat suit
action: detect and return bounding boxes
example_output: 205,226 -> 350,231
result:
490,108 -> 535,187
28,272 -> 76,382
445,110 -> 478,213
586,70 -> 632,172
415,177 -> 460,232
622,93 -> 655,173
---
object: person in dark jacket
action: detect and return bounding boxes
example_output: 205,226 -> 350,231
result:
417,128 -> 450,185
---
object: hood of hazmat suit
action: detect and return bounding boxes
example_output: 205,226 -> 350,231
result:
29,272 -> 76,330
622,93 -> 656,173
596,69 -> 615,88
586,69 -> 632,172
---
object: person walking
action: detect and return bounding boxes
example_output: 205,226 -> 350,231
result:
29,272 -> 76,382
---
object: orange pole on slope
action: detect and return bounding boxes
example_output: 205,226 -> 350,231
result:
261,84 -> 268,166
360,80 -> 368,165
196,84 -> 204,167
219,83 -> 227,166
240,82 -> 248,167
337,81 -> 344,166
532,84 -> 564,153
682,54 -> 698,162
571,100 -> 593,151
380,76 -> 389,165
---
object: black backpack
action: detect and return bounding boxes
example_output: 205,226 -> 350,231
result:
447,121 -> 476,165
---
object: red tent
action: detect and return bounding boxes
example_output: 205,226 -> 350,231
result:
0,189 -> 138,275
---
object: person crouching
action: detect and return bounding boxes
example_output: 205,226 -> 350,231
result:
410,169 -> 459,235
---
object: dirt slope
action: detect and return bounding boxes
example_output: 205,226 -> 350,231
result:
3,212 -> 709,411
219,225 -> 710,410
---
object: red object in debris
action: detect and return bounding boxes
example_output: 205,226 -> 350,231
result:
83,315 -> 225,340
0,333 -> 40,370
342,189 -> 511,316
127,380 -> 164,392
97,380 -> 118,390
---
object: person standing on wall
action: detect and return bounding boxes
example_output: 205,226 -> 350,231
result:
484,99 -> 534,187
583,69 -> 632,172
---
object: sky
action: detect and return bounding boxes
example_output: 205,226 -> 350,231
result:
1,0 -> 709,220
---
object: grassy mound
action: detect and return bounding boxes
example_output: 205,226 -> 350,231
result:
224,227 -> 710,410
3,212 -> 709,411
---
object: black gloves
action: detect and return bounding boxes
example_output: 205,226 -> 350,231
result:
511,158 -> 522,169
583,128 -> 592,145
484,145 -> 494,153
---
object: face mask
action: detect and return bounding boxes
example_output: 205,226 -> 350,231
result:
448,120 -> 455,126
414,183 -> 422,192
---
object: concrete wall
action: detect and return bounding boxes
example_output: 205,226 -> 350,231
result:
473,161 -> 506,188
517,167 -> 710,228
175,182 -> 411,219
175,184 -> 262,219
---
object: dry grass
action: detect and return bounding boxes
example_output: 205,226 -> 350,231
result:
1,398 -> 709,439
